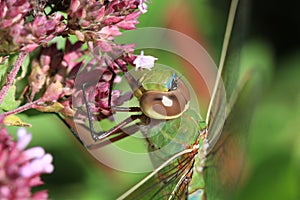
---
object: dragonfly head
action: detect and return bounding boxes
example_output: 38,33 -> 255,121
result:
139,78 -> 190,120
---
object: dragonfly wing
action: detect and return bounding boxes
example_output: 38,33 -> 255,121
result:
204,14 -> 269,200
204,55 -> 269,199
205,81 -> 227,153
119,149 -> 196,200
204,89 -> 250,200
205,0 -> 242,152
204,0 -> 252,199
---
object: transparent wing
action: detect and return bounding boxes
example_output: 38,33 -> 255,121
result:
204,49 -> 267,200
205,0 -> 241,153
118,148 -> 197,200
203,0 -> 271,199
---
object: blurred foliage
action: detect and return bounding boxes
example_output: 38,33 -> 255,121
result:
6,0 -> 300,199
234,52 -> 300,200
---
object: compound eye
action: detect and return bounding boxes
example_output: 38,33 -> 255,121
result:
140,90 -> 189,120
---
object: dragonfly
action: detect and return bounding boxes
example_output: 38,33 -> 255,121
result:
112,0 -> 243,199
64,0 -> 252,199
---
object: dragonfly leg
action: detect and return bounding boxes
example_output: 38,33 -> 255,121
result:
92,114 -> 142,142
106,64 -> 117,108
82,80 -> 144,140
85,113 -> 152,150
111,106 -> 141,112
106,62 -> 142,109
115,60 -> 143,94
86,123 -> 140,150
82,82 -> 99,142
79,59 -> 147,149
57,111 -> 144,150
55,113 -> 85,146
61,111 -> 148,150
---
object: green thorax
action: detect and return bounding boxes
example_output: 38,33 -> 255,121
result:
188,121 -> 207,199
143,109 -> 203,166
140,108 -> 206,199
138,68 -> 176,92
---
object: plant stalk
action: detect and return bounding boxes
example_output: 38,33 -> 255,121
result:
0,52 -> 27,105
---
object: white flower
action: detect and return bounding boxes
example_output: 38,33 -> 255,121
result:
138,0 -> 148,14
133,51 -> 158,71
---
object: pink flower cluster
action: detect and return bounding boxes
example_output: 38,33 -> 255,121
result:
0,0 -> 66,53
0,116 -> 54,199
0,0 -> 157,198
0,0 -> 149,54
1,0 -> 157,122
27,40 -> 84,116
68,0 -> 149,53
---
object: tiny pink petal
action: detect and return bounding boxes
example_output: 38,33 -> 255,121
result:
20,164 -> 36,178
28,176 -> 44,187
32,190 -> 48,200
114,76 -> 122,83
0,186 -> 10,197
20,154 -> 53,178
16,128 -> 32,150
24,147 -> 45,160
99,25 -> 122,40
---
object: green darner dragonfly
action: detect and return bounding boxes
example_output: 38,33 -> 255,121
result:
113,0 -> 240,199
69,0 -> 256,199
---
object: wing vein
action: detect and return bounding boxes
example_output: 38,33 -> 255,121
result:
206,0 -> 240,125
117,146 -> 198,200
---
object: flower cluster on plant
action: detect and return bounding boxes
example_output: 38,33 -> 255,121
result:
0,0 -> 157,198
0,0 -> 157,120
0,116 -> 54,199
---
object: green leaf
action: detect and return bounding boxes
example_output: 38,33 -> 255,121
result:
0,85 -> 21,111
0,56 -> 9,84
68,34 -> 80,45
48,36 -> 67,50
4,115 -> 32,127
0,55 -> 17,86
34,102 -> 64,113
16,53 -> 30,80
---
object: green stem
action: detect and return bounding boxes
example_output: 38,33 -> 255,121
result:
1,99 -> 42,117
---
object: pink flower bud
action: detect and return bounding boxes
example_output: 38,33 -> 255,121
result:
16,128 -> 32,150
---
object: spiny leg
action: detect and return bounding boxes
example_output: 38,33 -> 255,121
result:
80,60 -> 146,147
105,61 -> 143,110
82,80 -> 145,140
55,113 -> 85,146
106,64 -> 117,109
115,60 -> 143,94
92,114 -> 142,142
59,111 -> 144,150
82,82 -> 98,142
111,107 -> 141,112
107,59 -> 142,108
86,123 -> 140,150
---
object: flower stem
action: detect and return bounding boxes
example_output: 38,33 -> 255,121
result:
0,52 -> 27,105
1,99 -> 42,117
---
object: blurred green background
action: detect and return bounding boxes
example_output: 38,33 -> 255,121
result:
7,0 -> 300,199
